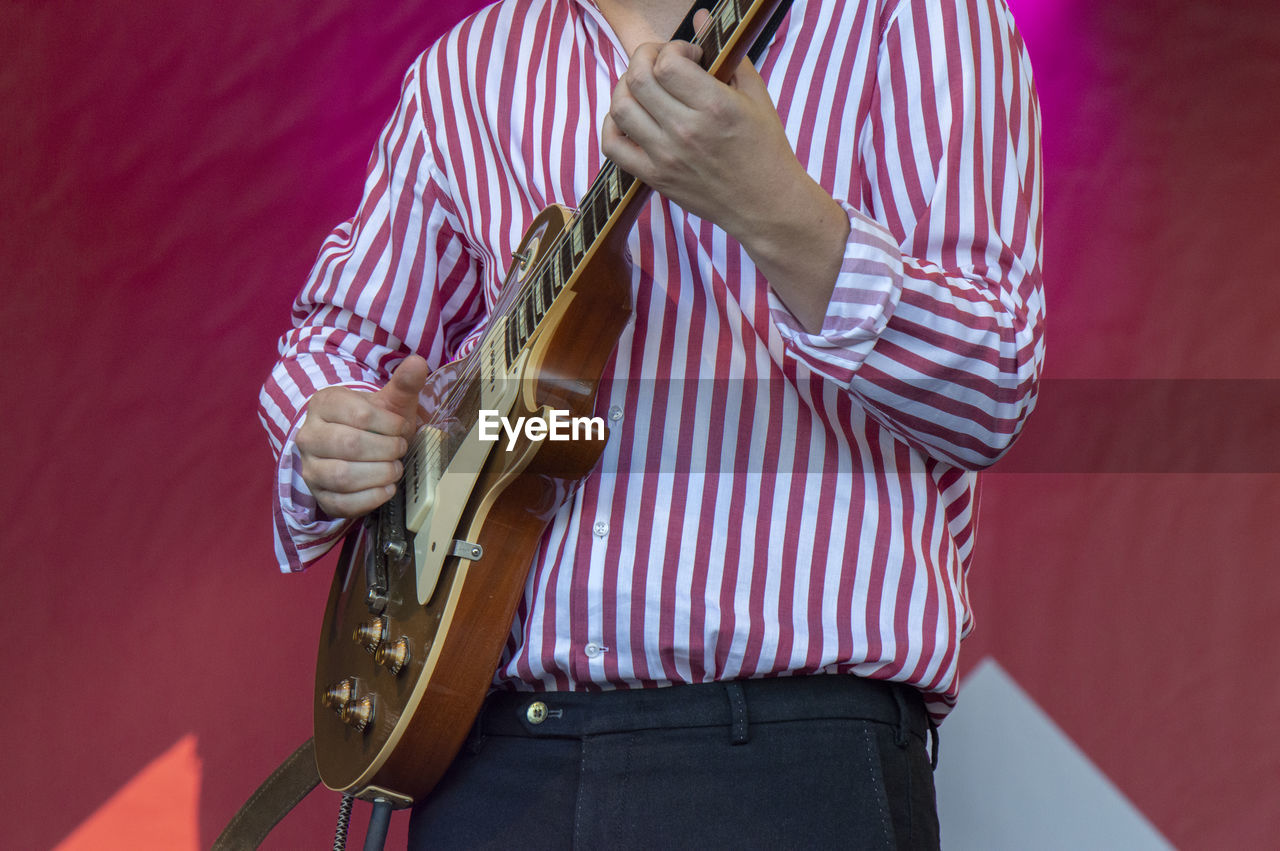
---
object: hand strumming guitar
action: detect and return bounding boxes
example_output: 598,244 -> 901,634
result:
295,354 -> 430,519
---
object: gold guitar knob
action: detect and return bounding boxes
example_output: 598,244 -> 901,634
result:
340,695 -> 375,731
322,678 -> 356,709
353,617 -> 387,653
375,636 -> 411,675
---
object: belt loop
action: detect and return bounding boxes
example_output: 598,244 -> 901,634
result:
929,717 -> 940,770
724,681 -> 750,745
891,685 -> 909,749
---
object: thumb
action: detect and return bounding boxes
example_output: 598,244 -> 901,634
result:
683,9 -> 710,62
372,354 -> 430,420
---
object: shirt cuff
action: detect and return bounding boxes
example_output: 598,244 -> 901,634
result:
768,201 -> 904,386
271,381 -> 381,572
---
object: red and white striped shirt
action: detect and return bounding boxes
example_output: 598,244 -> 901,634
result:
259,0 -> 1044,716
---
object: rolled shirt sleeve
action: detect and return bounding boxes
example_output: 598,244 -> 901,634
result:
769,0 -> 1045,470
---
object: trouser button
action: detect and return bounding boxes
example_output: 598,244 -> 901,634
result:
526,701 -> 549,724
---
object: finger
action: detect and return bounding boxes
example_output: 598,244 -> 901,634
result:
609,90 -> 665,154
610,49 -> 668,148
296,419 -> 408,463
621,42 -> 704,120
647,41 -> 720,112
624,42 -> 699,120
372,354 -> 430,421
692,8 -> 710,32
302,456 -> 404,497
665,37 -> 703,68
310,387 -> 412,439
601,112 -> 652,176
314,484 -> 398,519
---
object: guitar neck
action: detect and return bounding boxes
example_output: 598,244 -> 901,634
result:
500,0 -> 786,363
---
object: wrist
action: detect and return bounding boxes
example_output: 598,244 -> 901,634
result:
735,167 -> 850,333
741,168 -> 842,258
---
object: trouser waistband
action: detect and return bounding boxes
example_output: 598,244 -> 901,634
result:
478,675 -> 929,747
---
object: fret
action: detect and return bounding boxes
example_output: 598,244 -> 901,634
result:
540,271 -> 554,310
588,210 -> 602,249
616,167 -> 634,195
550,254 -> 564,294
522,290 -> 536,337
583,200 -> 600,245
512,300 -> 526,349
559,240 -> 572,281
591,190 -> 608,237
532,270 -> 546,316
586,202 -> 599,245
706,18 -> 723,60
571,220 -> 586,260
605,166 -> 621,204
705,0 -> 741,65
719,0 -> 739,31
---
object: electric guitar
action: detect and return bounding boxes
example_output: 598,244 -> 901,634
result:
312,0 -> 788,807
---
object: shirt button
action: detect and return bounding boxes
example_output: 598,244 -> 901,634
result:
526,701 -> 548,724
593,520 -> 609,537
584,642 -> 604,659
608,405 -> 623,422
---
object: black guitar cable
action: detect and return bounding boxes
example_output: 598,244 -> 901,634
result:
363,799 -> 395,851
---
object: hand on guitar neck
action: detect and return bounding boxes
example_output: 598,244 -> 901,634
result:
601,8 -> 849,333
295,355 -> 430,519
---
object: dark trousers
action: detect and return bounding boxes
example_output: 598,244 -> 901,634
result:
408,675 -> 940,849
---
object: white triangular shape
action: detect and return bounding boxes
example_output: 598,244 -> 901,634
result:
55,733 -> 202,850
934,657 -> 1174,850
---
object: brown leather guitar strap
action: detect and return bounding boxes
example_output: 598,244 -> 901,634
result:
212,737 -> 320,850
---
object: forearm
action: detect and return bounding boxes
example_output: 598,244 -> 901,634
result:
730,166 -> 849,335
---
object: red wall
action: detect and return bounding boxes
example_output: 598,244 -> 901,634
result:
3,0 -> 1277,847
